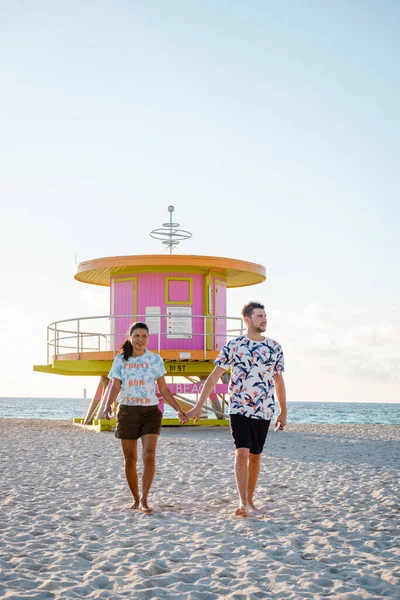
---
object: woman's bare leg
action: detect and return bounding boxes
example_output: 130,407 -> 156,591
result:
139,434 -> 159,513
121,439 -> 139,508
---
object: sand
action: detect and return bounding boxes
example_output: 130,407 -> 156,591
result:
0,419 -> 399,599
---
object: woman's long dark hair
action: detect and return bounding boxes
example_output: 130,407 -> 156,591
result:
121,322 -> 149,361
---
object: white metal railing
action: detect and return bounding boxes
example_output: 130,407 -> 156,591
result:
46,314 -> 244,363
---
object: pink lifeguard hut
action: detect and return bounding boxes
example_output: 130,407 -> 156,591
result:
34,207 -> 266,430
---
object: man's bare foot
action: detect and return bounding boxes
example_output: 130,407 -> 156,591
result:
139,498 -> 153,513
130,500 -> 139,510
235,505 -> 248,517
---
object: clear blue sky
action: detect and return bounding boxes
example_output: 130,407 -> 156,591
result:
1,1 -> 399,402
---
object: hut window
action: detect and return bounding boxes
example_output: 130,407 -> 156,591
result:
165,277 -> 192,305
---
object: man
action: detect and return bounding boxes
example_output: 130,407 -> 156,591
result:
187,302 -> 287,517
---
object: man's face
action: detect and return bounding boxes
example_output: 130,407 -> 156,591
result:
246,309 -> 267,333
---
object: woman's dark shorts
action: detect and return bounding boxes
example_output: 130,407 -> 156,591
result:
229,413 -> 271,455
115,404 -> 163,440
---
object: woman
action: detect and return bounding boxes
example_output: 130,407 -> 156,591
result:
104,322 -> 187,513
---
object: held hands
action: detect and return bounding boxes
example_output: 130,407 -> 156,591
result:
186,407 -> 202,423
177,410 -> 189,424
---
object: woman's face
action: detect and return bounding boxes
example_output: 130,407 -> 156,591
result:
130,328 -> 149,355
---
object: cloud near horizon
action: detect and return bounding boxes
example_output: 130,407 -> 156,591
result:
275,303 -> 400,383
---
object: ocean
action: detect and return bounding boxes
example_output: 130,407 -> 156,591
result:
0,398 -> 399,425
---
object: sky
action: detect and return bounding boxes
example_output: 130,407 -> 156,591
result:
0,0 -> 399,403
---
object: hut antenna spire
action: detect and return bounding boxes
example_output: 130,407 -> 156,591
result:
150,206 -> 192,254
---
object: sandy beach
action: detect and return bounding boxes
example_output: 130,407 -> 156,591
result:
0,420 -> 399,599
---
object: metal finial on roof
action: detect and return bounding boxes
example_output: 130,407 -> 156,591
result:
150,206 -> 192,254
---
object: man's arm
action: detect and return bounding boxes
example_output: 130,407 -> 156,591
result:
103,378 -> 121,419
274,373 -> 287,431
157,376 -> 188,424
186,366 -> 227,423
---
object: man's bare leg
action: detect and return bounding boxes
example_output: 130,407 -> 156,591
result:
234,448 -> 250,516
121,439 -> 139,509
139,434 -> 158,513
248,453 -> 261,511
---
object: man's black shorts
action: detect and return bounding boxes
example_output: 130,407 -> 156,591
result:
229,413 -> 271,455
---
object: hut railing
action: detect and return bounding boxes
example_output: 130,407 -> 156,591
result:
46,314 -> 244,363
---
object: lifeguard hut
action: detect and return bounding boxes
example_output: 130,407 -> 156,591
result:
33,207 -> 266,430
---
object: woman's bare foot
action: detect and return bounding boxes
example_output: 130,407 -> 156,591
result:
130,500 -> 139,510
248,502 -> 261,513
235,505 -> 248,517
139,498 -> 153,513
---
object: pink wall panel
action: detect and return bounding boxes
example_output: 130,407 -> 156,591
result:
137,272 -> 204,351
214,280 -> 227,350
111,272 -> 216,351
112,279 -> 135,350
